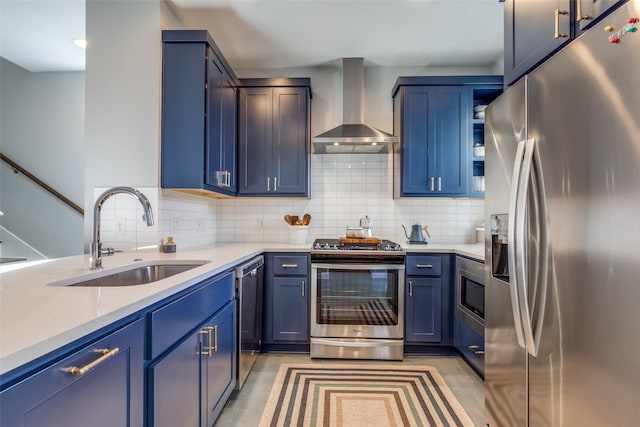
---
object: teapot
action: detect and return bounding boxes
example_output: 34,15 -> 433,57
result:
402,224 -> 430,244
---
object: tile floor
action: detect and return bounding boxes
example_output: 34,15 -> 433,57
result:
215,354 -> 487,426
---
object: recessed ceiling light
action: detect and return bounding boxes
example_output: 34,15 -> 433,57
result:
71,38 -> 87,49
333,142 -> 340,146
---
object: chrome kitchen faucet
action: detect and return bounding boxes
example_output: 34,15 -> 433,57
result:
90,186 -> 154,270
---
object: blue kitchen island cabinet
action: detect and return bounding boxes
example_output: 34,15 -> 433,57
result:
263,253 -> 310,352
0,318 -> 144,427
148,270 -> 236,427
404,254 -> 455,352
161,30 -> 239,196
392,83 -> 471,197
238,79 -> 311,197
149,302 -> 236,427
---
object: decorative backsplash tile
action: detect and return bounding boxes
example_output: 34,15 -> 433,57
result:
95,154 -> 484,251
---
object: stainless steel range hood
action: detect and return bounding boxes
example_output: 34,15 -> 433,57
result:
312,58 -> 399,154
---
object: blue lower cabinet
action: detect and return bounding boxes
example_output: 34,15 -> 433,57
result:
202,302 -> 236,427
0,318 -> 144,427
271,276 -> 309,342
263,253 -> 310,350
149,327 -> 201,427
405,277 -> 442,343
455,318 -> 485,378
149,300 -> 236,427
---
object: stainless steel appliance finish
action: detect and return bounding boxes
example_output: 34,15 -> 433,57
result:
485,3 -> 640,425
310,239 -> 405,360
455,256 -> 484,337
312,58 -> 399,153
234,255 -> 264,389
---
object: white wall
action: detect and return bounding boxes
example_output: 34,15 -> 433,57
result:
85,0 -> 163,247
0,57 -> 84,257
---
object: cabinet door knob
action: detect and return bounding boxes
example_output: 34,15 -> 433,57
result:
66,348 -> 120,375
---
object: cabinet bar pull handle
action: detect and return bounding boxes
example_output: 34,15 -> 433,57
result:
416,264 -> 433,268
554,9 -> 569,39
274,176 -> 278,192
437,177 -> 442,192
468,345 -> 485,357
576,1 -> 592,22
213,325 -> 218,353
198,328 -> 213,357
225,171 -> 230,188
66,348 -> 120,375
429,177 -> 435,191
301,280 -> 305,297
281,263 -> 298,268
409,280 -> 413,297
267,177 -> 271,192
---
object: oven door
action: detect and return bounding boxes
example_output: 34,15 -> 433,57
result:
455,256 -> 485,336
310,263 -> 405,339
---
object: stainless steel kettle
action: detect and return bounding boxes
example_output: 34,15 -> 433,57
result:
359,215 -> 372,237
402,224 -> 430,244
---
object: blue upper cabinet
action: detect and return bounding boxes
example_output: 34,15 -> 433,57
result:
238,79 -> 311,197
575,0 -> 626,31
504,0 -> 573,86
504,0 -> 626,86
393,85 -> 470,197
392,76 -> 502,199
161,30 -> 239,196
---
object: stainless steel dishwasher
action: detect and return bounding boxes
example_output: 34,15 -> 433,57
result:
234,255 -> 264,389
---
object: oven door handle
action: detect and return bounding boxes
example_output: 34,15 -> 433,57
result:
312,338 -> 402,348
311,263 -> 405,271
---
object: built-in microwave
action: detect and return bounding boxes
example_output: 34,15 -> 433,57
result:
455,256 -> 485,337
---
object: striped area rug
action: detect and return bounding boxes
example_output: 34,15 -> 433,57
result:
258,364 -> 476,427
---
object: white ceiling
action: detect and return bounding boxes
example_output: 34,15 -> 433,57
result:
0,0 -> 85,72
0,0 -> 504,72
169,0 -> 505,69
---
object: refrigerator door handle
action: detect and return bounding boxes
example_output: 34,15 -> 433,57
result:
523,140 -> 551,358
508,138 -> 527,349
516,138 -> 540,356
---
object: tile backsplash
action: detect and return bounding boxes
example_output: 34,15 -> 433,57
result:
217,154 -> 484,245
95,154 -> 484,251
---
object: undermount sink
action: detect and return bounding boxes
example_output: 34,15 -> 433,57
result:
49,260 -> 210,287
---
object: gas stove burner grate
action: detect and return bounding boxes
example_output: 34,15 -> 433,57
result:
312,238 -> 403,252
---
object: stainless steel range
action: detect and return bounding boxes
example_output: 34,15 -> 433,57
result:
310,238 -> 405,360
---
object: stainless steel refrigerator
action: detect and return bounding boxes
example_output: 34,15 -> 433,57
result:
485,1 -> 640,426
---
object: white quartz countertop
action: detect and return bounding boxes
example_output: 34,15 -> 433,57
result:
0,242 -> 483,376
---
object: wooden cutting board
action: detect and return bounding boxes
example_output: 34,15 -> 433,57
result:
339,237 -> 382,245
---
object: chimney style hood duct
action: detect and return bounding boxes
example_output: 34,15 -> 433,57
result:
312,58 -> 399,154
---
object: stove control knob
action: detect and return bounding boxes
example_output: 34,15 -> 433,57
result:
314,242 -> 321,249
394,244 -> 402,251
323,243 -> 331,250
